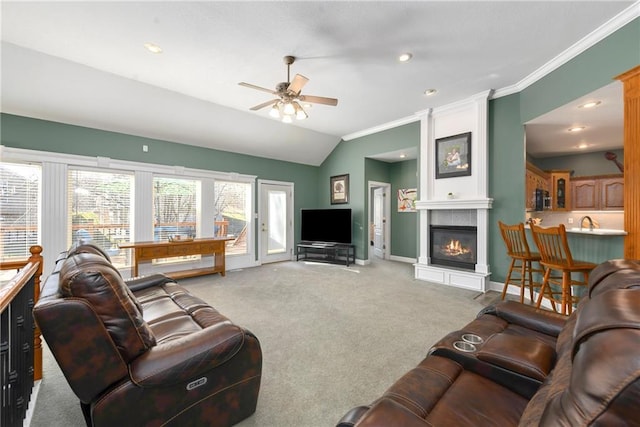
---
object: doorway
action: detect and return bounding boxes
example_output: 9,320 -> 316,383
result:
258,180 -> 294,264
368,181 -> 391,261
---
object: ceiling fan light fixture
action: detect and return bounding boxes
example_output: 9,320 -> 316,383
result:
269,103 -> 280,118
283,102 -> 296,115
282,115 -> 293,124
293,102 -> 308,120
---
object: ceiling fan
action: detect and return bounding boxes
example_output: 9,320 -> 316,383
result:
238,55 -> 338,123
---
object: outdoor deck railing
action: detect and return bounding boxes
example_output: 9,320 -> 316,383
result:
0,246 -> 43,427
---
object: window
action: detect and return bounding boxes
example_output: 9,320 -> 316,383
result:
68,169 -> 133,268
0,162 -> 40,263
153,177 -> 199,240
214,181 -> 250,255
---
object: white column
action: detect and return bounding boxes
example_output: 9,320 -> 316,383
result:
41,162 -> 68,273
133,170 -> 154,242
417,109 -> 433,266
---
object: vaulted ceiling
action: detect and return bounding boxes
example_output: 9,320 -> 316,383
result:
1,1 -> 636,165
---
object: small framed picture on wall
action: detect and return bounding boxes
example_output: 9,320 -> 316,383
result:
435,132 -> 472,179
330,174 -> 349,204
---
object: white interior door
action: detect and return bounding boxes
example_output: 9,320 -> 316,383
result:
259,181 -> 293,264
373,187 -> 386,259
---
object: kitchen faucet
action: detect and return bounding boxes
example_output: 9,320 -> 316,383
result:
580,215 -> 594,231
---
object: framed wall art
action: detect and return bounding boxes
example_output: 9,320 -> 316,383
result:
397,188 -> 417,212
435,132 -> 472,179
330,174 -> 349,204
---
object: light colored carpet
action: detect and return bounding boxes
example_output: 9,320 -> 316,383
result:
31,259 -> 497,427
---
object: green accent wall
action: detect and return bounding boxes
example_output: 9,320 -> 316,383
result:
390,159 -> 418,259
319,122 -> 420,260
0,113 -> 319,254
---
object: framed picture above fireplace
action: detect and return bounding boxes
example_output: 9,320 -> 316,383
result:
435,132 -> 471,179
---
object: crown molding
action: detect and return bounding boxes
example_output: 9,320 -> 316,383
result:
341,115 -> 420,141
492,2 -> 639,100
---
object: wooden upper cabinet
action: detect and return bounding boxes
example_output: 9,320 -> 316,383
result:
601,176 -> 624,210
572,178 -> 598,210
570,174 -> 623,211
550,171 -> 571,211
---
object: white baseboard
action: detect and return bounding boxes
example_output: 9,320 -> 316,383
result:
389,255 -> 417,264
488,279 -> 554,310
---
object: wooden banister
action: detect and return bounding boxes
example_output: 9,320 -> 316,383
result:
0,245 -> 44,380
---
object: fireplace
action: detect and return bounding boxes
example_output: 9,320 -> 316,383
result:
430,225 -> 477,270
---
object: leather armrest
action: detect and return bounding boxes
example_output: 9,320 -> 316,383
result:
336,406 -> 372,427
339,399 -> 429,427
480,300 -> 567,337
126,274 -> 175,292
130,323 -> 245,386
476,333 -> 555,381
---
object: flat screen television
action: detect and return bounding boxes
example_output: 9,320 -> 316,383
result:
300,208 -> 352,244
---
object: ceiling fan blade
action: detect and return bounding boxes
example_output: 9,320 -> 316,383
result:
287,74 -> 309,95
299,95 -> 338,106
238,82 -> 277,95
250,99 -> 279,111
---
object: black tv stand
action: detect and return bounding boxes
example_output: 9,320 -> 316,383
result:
296,241 -> 355,266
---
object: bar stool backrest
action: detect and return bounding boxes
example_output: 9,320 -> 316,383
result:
498,221 -> 533,257
530,224 -> 575,267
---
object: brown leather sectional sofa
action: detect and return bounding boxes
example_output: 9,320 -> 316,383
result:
338,259 -> 640,426
34,244 -> 262,427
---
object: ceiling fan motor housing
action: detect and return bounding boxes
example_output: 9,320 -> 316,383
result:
276,82 -> 290,93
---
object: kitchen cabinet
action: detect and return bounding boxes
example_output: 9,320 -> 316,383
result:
550,171 -> 571,211
525,163 -> 549,211
571,175 -> 623,211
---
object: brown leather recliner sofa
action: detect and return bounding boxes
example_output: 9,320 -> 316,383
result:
338,259 -> 640,426
34,244 -> 262,427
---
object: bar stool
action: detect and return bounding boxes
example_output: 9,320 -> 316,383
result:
530,224 -> 597,315
497,221 -> 547,305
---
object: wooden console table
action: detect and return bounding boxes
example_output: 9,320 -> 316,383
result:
119,238 -> 232,280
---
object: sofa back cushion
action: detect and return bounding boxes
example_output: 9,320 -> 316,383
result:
537,289 -> 640,425
59,253 -> 156,362
588,259 -> 640,297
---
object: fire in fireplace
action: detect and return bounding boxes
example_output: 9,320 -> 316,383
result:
430,225 -> 477,270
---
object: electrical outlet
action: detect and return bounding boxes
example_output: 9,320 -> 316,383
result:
567,218 -> 573,224
143,145 -> 149,152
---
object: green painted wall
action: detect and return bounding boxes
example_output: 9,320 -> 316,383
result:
0,113 -> 319,254
319,122 -> 420,260
489,93 -> 525,283
390,159 -> 418,259
532,149 -> 624,177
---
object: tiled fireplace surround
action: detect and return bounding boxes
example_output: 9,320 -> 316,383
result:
414,92 -> 493,292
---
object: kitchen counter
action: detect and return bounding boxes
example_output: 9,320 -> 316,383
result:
566,227 -> 628,236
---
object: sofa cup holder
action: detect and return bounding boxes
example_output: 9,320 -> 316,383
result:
453,340 -> 477,353
461,333 -> 483,345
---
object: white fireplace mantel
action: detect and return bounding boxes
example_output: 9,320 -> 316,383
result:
414,92 -> 492,292
416,198 -> 493,210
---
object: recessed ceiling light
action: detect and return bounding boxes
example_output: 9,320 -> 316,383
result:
424,89 -> 437,96
578,100 -> 601,109
577,143 -> 589,149
144,42 -> 163,54
398,52 -> 413,62
568,126 -> 585,132
399,153 -> 407,159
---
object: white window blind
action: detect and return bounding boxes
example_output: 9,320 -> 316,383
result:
68,168 -> 133,268
214,181 -> 250,255
153,177 -> 198,241
0,162 -> 41,263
